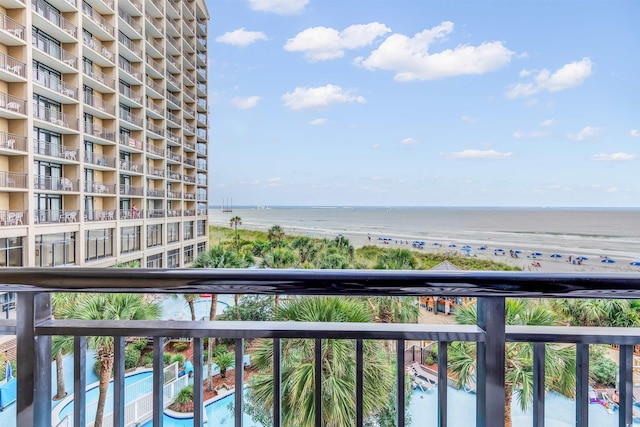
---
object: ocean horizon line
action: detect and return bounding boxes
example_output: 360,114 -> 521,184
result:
209,205 -> 640,211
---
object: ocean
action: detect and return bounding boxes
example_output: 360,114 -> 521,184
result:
209,207 -> 640,263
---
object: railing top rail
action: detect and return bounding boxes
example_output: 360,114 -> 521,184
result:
0,269 -> 640,297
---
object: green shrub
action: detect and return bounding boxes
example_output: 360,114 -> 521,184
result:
174,385 -> 194,406
429,346 -> 438,363
170,353 -> 186,366
173,342 -> 189,352
129,339 -> 148,352
142,352 -> 154,366
592,357 -> 617,386
124,346 -> 141,369
164,353 -> 172,365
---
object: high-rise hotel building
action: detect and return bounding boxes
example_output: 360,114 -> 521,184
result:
0,0 -> 210,268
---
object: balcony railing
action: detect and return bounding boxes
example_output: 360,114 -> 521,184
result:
83,92 -> 116,115
146,208 -> 165,218
83,7 -> 115,37
84,180 -> 116,194
0,131 -> 27,152
146,77 -> 163,94
2,271 -> 640,427
33,69 -> 78,99
0,209 -> 27,226
146,36 -> 164,54
32,0 -> 77,37
34,175 -> 79,191
0,13 -> 25,40
147,188 -> 164,197
84,66 -> 115,89
0,52 -> 26,78
0,171 -> 27,188
33,140 -> 78,160
119,110 -> 143,127
196,208 -> 208,216
0,92 -> 26,114
147,165 -> 164,177
84,209 -> 117,221
146,55 -> 163,74
85,152 -> 116,168
118,32 -> 142,57
119,83 -> 142,103
118,59 -> 141,80
167,190 -> 181,198
34,209 -> 79,224
118,8 -> 141,34
33,105 -> 79,130
183,175 -> 195,183
119,159 -> 142,173
33,34 -> 77,67
167,208 -> 181,217
146,123 -> 164,137
166,91 -> 180,106
167,132 -> 181,144
119,185 -> 143,196
119,134 -> 143,150
84,123 -> 115,141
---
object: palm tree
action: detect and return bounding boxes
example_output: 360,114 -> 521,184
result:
291,236 -> 319,265
261,248 -> 298,269
449,300 -> 576,427
267,225 -> 286,246
214,351 -> 235,379
552,299 -> 640,327
183,294 -> 199,321
375,249 -> 417,270
247,296 -> 395,427
51,293 -> 84,400
229,216 -> 242,248
74,294 -> 161,427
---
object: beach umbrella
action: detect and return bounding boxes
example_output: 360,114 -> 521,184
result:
462,245 -> 472,250
601,258 -> 615,264
433,242 -> 440,246
495,248 -> 504,252
461,247 -> 472,252
478,246 -> 487,251
550,254 -> 562,258
448,244 -> 457,248
630,262 -> 640,266
531,252 -> 543,257
576,256 -> 588,261
513,250 -> 522,254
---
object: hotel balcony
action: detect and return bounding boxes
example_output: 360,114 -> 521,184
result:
167,190 -> 181,199
119,184 -> 143,196
0,171 -> 27,189
183,174 -> 195,184
119,0 -> 142,17
31,37 -> 77,72
85,152 -> 116,169
145,14 -> 163,37
83,92 -> 116,117
33,140 -> 78,163
146,208 -> 165,218
84,180 -> 116,194
167,54 -> 181,73
167,36 -> 181,55
0,209 -> 27,226
119,84 -> 143,106
119,134 -> 143,151
118,8 -> 142,38
196,207 -> 207,216
118,60 -> 143,85
83,36 -> 115,66
146,77 -> 163,98
166,91 -> 181,109
183,158 -> 195,167
0,132 -> 27,153
84,208 -> 117,221
0,52 -> 26,81
34,208 -> 79,224
33,70 -> 79,102
166,16 -> 180,37
146,188 -> 164,198
83,65 -> 116,92
167,208 -> 181,217
145,55 -> 164,78
0,92 -> 26,118
146,99 -> 164,119
32,0 -> 77,41
34,175 -> 79,192
166,72 -> 182,91
167,151 -> 181,162
118,32 -> 143,61
146,0 -> 164,17
183,208 -> 195,216
167,0 -> 180,18
32,105 -> 79,132
147,165 -> 165,177
167,170 -> 182,181
146,123 -> 164,138
119,159 -> 142,174
84,123 -> 115,142
166,111 -> 181,126
0,13 -> 26,45
146,36 -> 164,57
119,110 -> 144,129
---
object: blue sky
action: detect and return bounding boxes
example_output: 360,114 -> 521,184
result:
207,0 -> 640,207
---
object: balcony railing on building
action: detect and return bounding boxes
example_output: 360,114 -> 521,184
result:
119,185 -> 143,196
85,152 -> 116,168
167,190 -> 181,199
34,175 -> 79,191
166,111 -> 181,125
33,104 -> 79,130
167,171 -> 181,181
84,66 -> 115,89
0,92 -> 26,115
33,69 -> 79,100
0,131 -> 27,152
146,208 -> 165,218
146,36 -> 164,55
32,0 -> 77,37
147,188 -> 165,198
84,92 -> 115,115
167,208 -> 181,217
146,123 -> 164,137
0,13 -> 25,40
147,165 -> 164,177
85,181 -> 116,194
119,83 -> 142,104
183,208 -> 195,216
118,8 -> 142,34
119,208 -> 142,220
166,91 -> 181,107
82,7 -> 115,37
0,52 -> 25,78
84,123 -> 115,141
34,209 -> 79,224
119,159 -> 142,173
184,158 -> 195,167
184,192 -> 195,200
118,59 -> 141,81
119,134 -> 143,150
167,132 -> 181,144
0,209 -> 27,226
146,143 -> 164,157
33,34 -> 77,68
0,171 -> 27,188
33,140 -> 78,161
118,32 -> 143,58
119,110 -> 143,127
184,122 -> 195,134
183,175 -> 195,184
196,207 -> 208,216
85,209 -> 117,221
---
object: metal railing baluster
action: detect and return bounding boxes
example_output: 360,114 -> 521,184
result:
235,339 -> 244,427
193,337 -> 203,427
438,341 -> 448,427
533,343 -> 545,427
74,336 -> 86,427
273,338 -> 282,427
476,297 -> 505,427
619,344 -> 633,427
16,293 -> 35,426
356,339 -> 363,427
576,343 -> 589,426
397,338 -> 405,427
114,337 -> 125,427
153,338 -> 164,427
315,338 -> 322,427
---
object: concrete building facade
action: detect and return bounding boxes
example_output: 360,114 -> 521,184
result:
0,0 -> 210,268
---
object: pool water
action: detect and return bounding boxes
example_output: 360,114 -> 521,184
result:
160,295 -> 232,321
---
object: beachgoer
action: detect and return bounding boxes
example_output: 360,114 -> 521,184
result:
132,204 -> 139,218
368,234 -> 371,242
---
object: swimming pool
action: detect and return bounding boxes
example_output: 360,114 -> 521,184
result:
160,295 -> 232,321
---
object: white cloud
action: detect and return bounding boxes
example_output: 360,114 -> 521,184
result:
630,129 -> 640,137
248,0 -> 308,15
285,23 -> 391,61
282,84 -> 366,110
400,137 -> 417,145
371,144 -> 381,149
267,177 -> 282,186
371,176 -> 384,181
605,187 -> 619,193
229,96 -> 261,109
309,118 -> 328,126
215,28 -> 268,47
568,126 -> 601,141
512,131 -> 550,139
592,152 -> 636,161
461,115 -> 478,123
444,149 -> 513,159
540,118 -> 555,127
506,58 -> 593,99
356,21 -> 513,81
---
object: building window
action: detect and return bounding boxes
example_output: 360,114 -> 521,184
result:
0,237 -> 23,267
147,224 -> 163,248
197,220 -> 206,237
167,222 -> 180,243
184,245 -> 194,264
35,232 -> 76,267
146,253 -> 162,268
184,221 -> 194,240
85,228 -> 113,261
34,193 -> 62,223
197,242 -> 206,255
167,249 -> 179,268
120,226 -> 140,253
